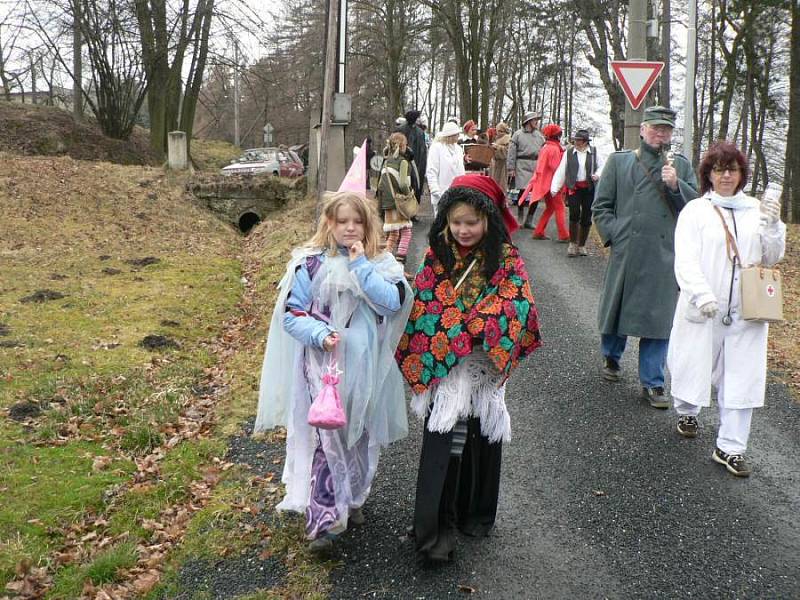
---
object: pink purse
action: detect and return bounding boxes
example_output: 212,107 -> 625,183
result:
307,359 -> 347,430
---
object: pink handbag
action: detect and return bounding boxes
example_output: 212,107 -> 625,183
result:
307,360 -> 347,430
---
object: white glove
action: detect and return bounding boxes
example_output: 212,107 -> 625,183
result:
761,197 -> 781,226
699,301 -> 719,319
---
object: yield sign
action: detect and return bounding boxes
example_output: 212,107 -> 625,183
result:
611,61 -> 665,110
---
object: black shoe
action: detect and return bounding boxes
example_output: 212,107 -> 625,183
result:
602,357 -> 621,382
676,415 -> 699,438
712,448 -> 752,477
642,386 -> 670,409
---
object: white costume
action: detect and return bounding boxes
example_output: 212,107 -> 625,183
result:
255,248 -> 412,529
667,192 -> 785,453
426,141 -> 465,217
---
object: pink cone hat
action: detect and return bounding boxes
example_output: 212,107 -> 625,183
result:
337,139 -> 368,194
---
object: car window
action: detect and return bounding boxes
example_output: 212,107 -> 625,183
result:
288,151 -> 302,164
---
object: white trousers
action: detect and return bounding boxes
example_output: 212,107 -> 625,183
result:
674,397 -> 753,455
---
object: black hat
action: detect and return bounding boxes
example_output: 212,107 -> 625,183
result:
404,110 -> 421,125
573,129 -> 591,141
642,106 -> 676,127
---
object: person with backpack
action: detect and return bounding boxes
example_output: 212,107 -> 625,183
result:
378,133 -> 416,272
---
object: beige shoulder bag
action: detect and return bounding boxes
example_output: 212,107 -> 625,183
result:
712,204 -> 783,323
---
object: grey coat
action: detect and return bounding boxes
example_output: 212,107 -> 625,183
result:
592,141 -> 699,339
507,128 -> 544,190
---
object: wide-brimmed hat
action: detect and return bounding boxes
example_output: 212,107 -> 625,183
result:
522,111 -> 542,125
573,129 -> 591,141
642,105 -> 676,127
436,121 -> 462,139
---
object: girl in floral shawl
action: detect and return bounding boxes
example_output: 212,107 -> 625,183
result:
396,174 -> 542,564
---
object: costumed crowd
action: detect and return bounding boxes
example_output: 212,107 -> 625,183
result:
254,103 -> 786,564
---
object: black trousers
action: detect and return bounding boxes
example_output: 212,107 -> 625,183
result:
413,417 -> 502,562
567,186 -> 594,226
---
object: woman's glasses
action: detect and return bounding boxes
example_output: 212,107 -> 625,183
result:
711,165 -> 740,175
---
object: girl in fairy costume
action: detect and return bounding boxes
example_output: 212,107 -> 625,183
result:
395,174 -> 542,564
256,191 -> 413,554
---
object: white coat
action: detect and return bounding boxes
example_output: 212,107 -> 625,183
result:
425,140 -> 465,214
667,193 -> 786,409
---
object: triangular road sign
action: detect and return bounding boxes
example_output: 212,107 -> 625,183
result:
611,61 -> 665,110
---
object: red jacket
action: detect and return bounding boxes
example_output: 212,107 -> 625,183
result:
520,139 -> 564,205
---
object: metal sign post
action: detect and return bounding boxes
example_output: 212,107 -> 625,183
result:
263,123 -> 274,146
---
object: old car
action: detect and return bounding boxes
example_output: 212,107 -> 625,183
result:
221,147 -> 304,177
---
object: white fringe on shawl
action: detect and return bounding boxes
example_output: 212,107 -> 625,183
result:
410,350 -> 510,443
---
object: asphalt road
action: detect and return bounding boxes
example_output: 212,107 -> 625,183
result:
327,206 -> 800,599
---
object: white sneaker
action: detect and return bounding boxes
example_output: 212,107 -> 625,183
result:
567,242 -> 578,257
578,246 -> 588,256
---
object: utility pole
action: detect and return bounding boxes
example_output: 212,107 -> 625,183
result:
72,0 -> 82,120
233,39 -> 240,148
624,0 -> 648,149
317,0 -> 340,205
684,0 -> 697,161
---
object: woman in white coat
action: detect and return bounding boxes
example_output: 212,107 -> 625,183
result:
425,121 -> 466,217
667,141 -> 785,477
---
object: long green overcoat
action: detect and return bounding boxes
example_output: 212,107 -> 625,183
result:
592,142 -> 699,339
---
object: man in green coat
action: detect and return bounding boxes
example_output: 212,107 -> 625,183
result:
592,106 -> 699,408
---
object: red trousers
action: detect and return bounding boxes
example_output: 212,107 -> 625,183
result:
533,193 -> 569,239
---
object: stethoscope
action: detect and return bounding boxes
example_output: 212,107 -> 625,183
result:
721,208 -> 738,326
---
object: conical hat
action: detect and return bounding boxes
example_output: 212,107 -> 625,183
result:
337,139 -> 367,194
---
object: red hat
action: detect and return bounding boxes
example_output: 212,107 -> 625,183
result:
542,123 -> 563,139
463,120 -> 476,134
450,174 -> 519,235
487,127 -> 497,142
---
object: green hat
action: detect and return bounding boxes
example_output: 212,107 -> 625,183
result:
642,105 -> 676,127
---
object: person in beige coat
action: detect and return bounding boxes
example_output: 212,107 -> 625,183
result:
489,122 -> 511,193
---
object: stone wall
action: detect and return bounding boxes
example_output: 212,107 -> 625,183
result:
188,174 -> 307,229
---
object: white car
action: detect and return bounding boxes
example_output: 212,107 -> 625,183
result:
221,147 -> 304,177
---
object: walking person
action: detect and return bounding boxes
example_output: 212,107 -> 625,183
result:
426,121 -> 466,218
396,174 -> 542,565
550,129 -> 600,256
507,111 -> 544,228
400,110 -> 428,201
592,106 -> 699,408
378,132 -> 414,271
521,123 -> 569,242
489,122 -> 511,193
255,169 -> 413,553
667,141 -> 785,477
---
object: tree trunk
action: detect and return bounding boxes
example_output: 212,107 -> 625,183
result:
785,0 -> 800,222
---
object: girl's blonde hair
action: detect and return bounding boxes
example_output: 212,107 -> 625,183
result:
306,191 -> 384,258
386,132 -> 408,158
441,201 -> 488,244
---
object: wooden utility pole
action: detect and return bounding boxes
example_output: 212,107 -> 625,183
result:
317,0 -> 339,205
72,0 -> 83,119
624,0 -> 647,149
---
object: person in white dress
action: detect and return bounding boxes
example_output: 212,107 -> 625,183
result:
667,141 -> 785,477
425,121 -> 466,217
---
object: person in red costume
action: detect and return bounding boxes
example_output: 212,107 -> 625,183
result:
520,124 -> 569,242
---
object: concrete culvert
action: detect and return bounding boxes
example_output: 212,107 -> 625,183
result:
238,212 -> 261,233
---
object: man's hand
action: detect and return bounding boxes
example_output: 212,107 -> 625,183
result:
349,241 -> 365,261
464,154 -> 472,164
661,164 -> 678,191
508,168 -> 516,180
322,332 -> 340,352
591,173 -> 599,182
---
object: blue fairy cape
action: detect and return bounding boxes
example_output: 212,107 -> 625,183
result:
255,245 -> 412,448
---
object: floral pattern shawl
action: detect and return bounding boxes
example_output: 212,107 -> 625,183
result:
396,242 -> 542,394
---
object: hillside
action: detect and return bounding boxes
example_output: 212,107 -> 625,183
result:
0,101 -> 162,166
